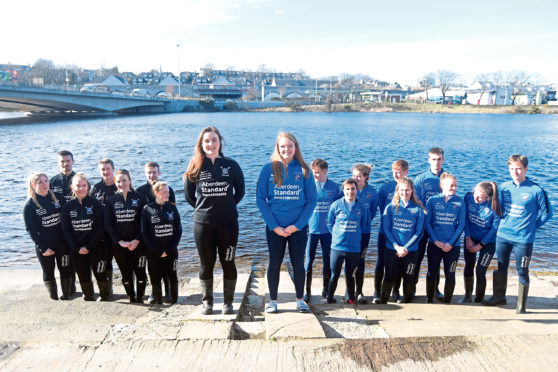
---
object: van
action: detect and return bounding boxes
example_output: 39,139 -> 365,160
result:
130,88 -> 150,97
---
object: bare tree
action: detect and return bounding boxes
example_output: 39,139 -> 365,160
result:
421,72 -> 435,102
436,70 -> 458,103
506,70 -> 531,105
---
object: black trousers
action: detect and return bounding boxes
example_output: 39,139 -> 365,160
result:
194,221 -> 238,281
72,247 -> 108,284
35,247 -> 72,282
112,243 -> 148,284
147,251 -> 178,286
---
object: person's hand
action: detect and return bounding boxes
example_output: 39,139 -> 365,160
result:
465,237 -> 474,251
273,226 -> 290,237
43,248 -> 55,256
79,247 -> 89,255
161,252 -> 167,258
442,243 -> 453,253
434,241 -> 445,249
129,240 -> 140,251
395,245 -> 408,257
118,240 -> 129,248
471,244 -> 482,253
284,225 -> 299,235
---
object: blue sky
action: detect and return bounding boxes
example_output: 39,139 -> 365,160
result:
2,0 -> 557,85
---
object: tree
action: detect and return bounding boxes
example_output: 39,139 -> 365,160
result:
506,70 -> 532,105
420,72 -> 435,102
436,70 -> 458,103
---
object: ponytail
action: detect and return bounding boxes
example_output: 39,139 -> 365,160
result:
490,182 -> 501,216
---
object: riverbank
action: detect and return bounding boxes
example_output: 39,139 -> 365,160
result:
1,269 -> 557,371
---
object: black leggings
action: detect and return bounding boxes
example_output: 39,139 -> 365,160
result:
148,251 -> 178,286
100,233 -> 114,271
35,247 -> 72,282
194,221 -> 238,281
72,248 -> 108,284
113,243 -> 148,285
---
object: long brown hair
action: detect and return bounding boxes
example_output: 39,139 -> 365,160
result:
271,132 -> 310,187
184,126 -> 224,183
392,177 -> 424,212
28,173 -> 59,208
475,181 -> 502,216
114,169 -> 133,190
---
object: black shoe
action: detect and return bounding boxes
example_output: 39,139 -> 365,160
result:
434,287 -> 445,302
170,282 -> 179,305
426,279 -> 435,303
443,282 -> 455,304
402,283 -> 414,303
380,282 -> 393,304
483,271 -> 508,306
392,290 -> 402,304
151,284 -> 163,305
44,280 -> 58,300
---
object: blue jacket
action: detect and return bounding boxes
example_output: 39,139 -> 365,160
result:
383,201 -> 425,252
497,178 -> 553,243
464,192 -> 500,244
327,198 -> 368,253
415,167 -> 444,206
308,179 -> 342,234
256,159 -> 317,231
357,184 -> 378,233
377,180 -> 396,235
425,193 -> 466,246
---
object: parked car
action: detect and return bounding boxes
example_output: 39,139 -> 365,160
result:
130,88 -> 150,97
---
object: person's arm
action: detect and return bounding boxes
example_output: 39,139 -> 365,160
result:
326,203 -> 336,233
294,173 -> 318,230
85,201 -> 105,251
403,209 -> 426,250
536,188 -> 553,229
104,203 -> 122,244
169,206 -> 183,252
480,211 -> 500,245
449,201 -> 467,246
464,196 -> 472,238
184,177 -> 197,208
233,160 -> 245,205
141,207 -> 164,255
169,187 -> 176,204
61,204 -> 80,253
256,165 -> 280,230
424,200 -> 439,243
23,202 -> 47,252
383,205 -> 397,246
134,195 -> 148,242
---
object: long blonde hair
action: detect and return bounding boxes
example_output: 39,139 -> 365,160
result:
271,132 -> 310,187
475,181 -> 502,216
28,173 -> 59,208
392,177 -> 424,212
184,126 -> 224,183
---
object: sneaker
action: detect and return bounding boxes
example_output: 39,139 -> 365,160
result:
357,293 -> 368,304
296,300 -> 310,313
348,299 -> 356,305
266,301 -> 278,313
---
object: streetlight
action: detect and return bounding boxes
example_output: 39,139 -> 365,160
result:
176,44 -> 181,98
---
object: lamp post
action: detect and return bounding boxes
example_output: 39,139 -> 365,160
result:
176,44 -> 181,98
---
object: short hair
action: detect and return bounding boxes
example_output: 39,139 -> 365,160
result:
508,154 -> 528,167
57,150 -> 73,160
428,147 -> 444,157
145,161 -> 160,169
342,178 -> 357,188
392,159 -> 409,171
311,159 -> 328,170
98,158 -> 114,169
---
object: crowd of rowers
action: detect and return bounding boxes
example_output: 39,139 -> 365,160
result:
24,127 -> 552,315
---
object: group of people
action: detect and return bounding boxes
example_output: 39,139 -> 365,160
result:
24,128 -> 552,316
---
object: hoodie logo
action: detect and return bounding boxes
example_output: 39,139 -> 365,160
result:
131,199 -> 139,207
167,212 -> 174,220
70,210 -> 78,218
221,166 -> 230,176
86,206 -> 93,215
52,201 -> 60,209
36,208 -> 47,216
295,174 -> 301,180
521,193 -> 530,201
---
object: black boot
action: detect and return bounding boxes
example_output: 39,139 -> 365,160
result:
458,276 -> 474,304
434,276 -> 444,302
106,268 -> 114,296
303,272 -> 312,303
148,279 -> 157,304
44,280 -> 58,300
392,274 -> 402,303
474,280 -> 486,303
222,279 -> 236,314
136,279 -> 146,304
151,284 -> 163,305
443,281 -> 455,303
380,282 -> 393,304
70,271 -> 77,295
483,271 -> 507,306
200,279 -> 213,315
373,274 -> 382,304
426,279 -> 435,303
402,282 -> 414,303
170,282 -> 179,305
59,278 -> 72,300
81,281 -> 95,301
516,282 -> 529,314
163,274 -> 172,304
123,280 -> 136,303
97,280 -> 111,301
322,274 -> 330,298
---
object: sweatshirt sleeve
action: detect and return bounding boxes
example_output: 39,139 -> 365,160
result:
464,195 -> 472,237
141,207 -> 164,256
256,164 -> 280,230
294,173 -> 318,230
233,161 -> 245,205
326,203 -> 336,233
481,211 -> 500,244
184,177 -> 197,208
361,204 -> 368,233
403,209 -> 425,250
425,199 -> 438,243
61,204 -> 80,253
414,175 -> 424,204
85,201 -> 105,251
104,203 -> 121,243
135,195 -> 148,242
536,188 -> 553,229
23,201 -> 47,252
383,205 -> 397,246
169,187 -> 176,204
169,206 -> 182,253
449,201 -> 466,246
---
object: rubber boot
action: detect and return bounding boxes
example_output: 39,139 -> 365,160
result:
458,276 -> 474,304
136,279 -> 146,304
97,280 -> 111,301
373,274 -> 382,304
70,271 -> 77,295
148,280 -> 157,304
222,279 -> 236,314
59,278 -> 72,300
474,280 -> 486,303
443,281 -> 455,303
163,274 -> 172,304
170,282 -> 179,305
151,283 -> 163,305
483,271 -> 507,306
81,281 -> 95,301
426,279 -> 435,303
303,272 -> 312,303
402,282 -> 414,303
200,279 -> 213,315
123,280 -> 136,303
380,282 -> 393,304
516,282 -> 529,314
106,268 -> 114,296
322,274 -> 330,298
392,274 -> 402,303
44,280 -> 58,300
434,276 -> 444,302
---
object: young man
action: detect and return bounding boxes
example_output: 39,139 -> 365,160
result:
374,160 -> 409,304
414,147 -> 446,301
304,159 -> 342,302
136,161 -> 176,303
484,155 -> 552,313
50,150 -> 76,203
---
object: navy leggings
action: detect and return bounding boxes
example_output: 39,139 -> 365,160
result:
495,237 -> 533,285
426,242 -> 460,284
266,226 -> 308,300
355,233 -> 371,294
35,247 -> 72,282
383,248 -> 418,285
414,232 -> 429,284
113,243 -> 148,285
304,233 -> 332,277
147,250 -> 178,286
73,246 -> 108,285
463,237 -> 495,290
327,249 -> 360,302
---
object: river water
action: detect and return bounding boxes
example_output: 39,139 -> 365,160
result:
1,112 -> 556,273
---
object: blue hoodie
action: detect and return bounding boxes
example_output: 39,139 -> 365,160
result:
415,167 -> 444,206
383,200 -> 425,252
497,178 -> 552,243
256,159 -> 317,231
425,193 -> 466,246
464,192 -> 500,244
377,180 -> 396,235
327,198 -> 368,253
357,184 -> 378,233
308,179 -> 342,234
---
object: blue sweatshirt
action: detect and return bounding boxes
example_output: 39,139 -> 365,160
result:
256,159 -> 317,231
308,179 -> 342,234
415,167 -> 444,206
497,178 -> 552,243
357,184 -> 378,233
425,193 -> 466,246
383,201 -> 425,252
377,180 -> 396,235
464,192 -> 500,244
327,198 -> 368,253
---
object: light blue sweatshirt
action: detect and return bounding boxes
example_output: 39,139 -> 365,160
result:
327,198 -> 368,253
357,184 -> 378,233
464,192 -> 500,244
308,179 -> 342,234
377,180 -> 396,235
383,200 -> 425,252
415,167 -> 444,206
425,193 -> 466,246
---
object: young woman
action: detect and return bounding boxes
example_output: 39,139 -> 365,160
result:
141,181 -> 182,305
256,132 -> 317,313
105,170 -> 149,303
184,126 -> 245,315
24,173 -> 72,300
425,172 -> 466,303
351,164 -> 378,304
61,173 -> 109,301
325,179 -> 368,304
382,178 -> 425,303
460,182 -> 501,303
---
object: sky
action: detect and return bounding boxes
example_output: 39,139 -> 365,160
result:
2,0 -> 557,85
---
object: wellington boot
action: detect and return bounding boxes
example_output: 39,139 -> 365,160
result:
483,271 -> 508,306
222,278 -> 236,314
516,282 -> 529,314
136,280 -> 146,304
81,281 -> 95,301
474,281 -> 486,303
151,284 -> 163,305
303,272 -> 312,303
426,279 -> 435,303
392,289 -> 402,303
70,271 -> 77,295
458,276 -> 474,304
380,282 -> 393,304
373,274 -> 382,301
97,280 -> 111,301
163,275 -> 172,304
148,281 -> 157,304
443,281 -> 455,303
434,276 -> 444,301
44,280 -> 58,300
123,280 -> 136,303
322,275 -> 330,298
170,282 -> 179,304
402,282 -> 414,303
106,268 -> 114,296
59,278 -> 72,300
200,279 -> 214,315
